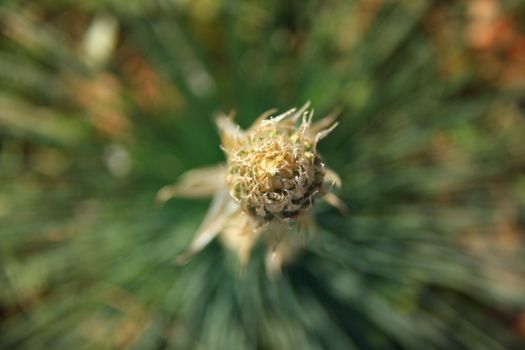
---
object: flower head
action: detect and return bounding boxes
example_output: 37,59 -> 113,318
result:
226,112 -> 327,222
158,103 -> 344,276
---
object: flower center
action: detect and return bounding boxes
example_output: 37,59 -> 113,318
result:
226,124 -> 325,222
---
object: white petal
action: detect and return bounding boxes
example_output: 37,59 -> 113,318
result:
322,192 -> 348,215
310,107 -> 341,134
215,113 -> 244,152
289,101 -> 311,123
264,221 -> 300,279
156,164 -> 226,203
248,108 -> 278,131
315,122 -> 338,142
324,167 -> 342,188
268,101 -> 311,124
177,189 -> 237,264
219,213 -> 262,268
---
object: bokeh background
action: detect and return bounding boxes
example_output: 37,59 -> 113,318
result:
1,0 -> 525,349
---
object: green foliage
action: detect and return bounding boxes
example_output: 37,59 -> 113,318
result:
1,1 -> 524,349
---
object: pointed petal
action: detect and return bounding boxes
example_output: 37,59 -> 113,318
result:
324,167 -> 342,188
297,210 -> 316,242
288,101 -> 311,123
264,222 -> 300,279
315,122 -> 338,142
177,189 -> 237,264
310,107 -> 341,134
248,108 -> 278,131
322,192 -> 348,215
264,221 -> 289,279
266,101 -> 310,125
265,248 -> 283,279
156,164 -> 226,204
269,107 -> 296,124
219,213 -> 262,268
215,112 -> 244,152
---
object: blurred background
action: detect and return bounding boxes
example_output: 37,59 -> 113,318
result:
1,0 -> 525,349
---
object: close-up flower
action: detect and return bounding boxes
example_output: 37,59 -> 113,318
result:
158,103 -> 344,275
2,1 -> 525,349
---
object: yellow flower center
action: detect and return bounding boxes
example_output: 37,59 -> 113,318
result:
226,123 -> 325,222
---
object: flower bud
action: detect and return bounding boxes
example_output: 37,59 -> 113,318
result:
226,117 -> 326,222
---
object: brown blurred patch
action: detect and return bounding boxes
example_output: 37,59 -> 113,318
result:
466,0 -> 502,50
425,1 -> 525,86
459,200 -> 522,255
66,72 -> 130,138
430,131 -> 468,164
78,286 -> 151,349
516,310 -> 525,337
109,289 -> 151,349
43,8 -> 91,47
466,0 -> 525,87
1,3 -> 90,50
118,45 -> 185,113
494,221 -> 522,253
336,0 -> 385,52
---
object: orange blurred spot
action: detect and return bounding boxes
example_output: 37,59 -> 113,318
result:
67,72 -> 130,138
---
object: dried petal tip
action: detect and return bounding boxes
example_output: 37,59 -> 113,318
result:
224,105 -> 337,223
